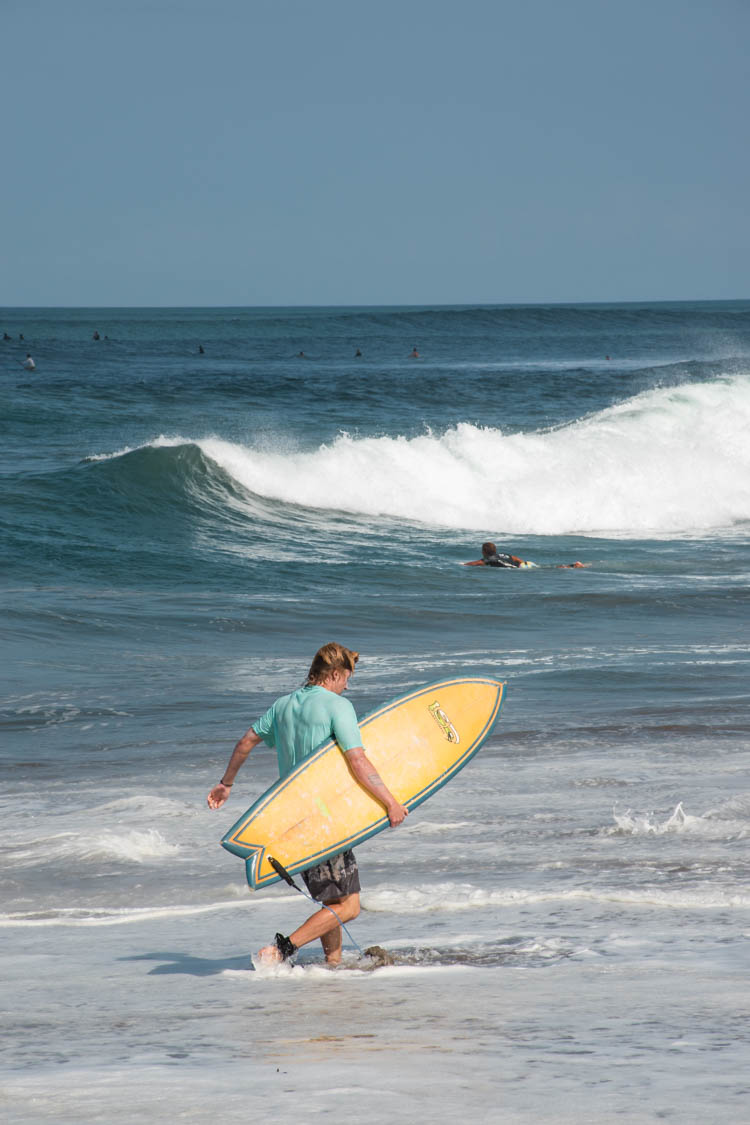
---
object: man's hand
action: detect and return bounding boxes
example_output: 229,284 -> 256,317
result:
207,781 -> 232,809
386,800 -> 409,828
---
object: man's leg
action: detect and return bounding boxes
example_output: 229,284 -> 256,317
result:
257,851 -> 360,965
293,893 -> 360,964
319,923 -> 343,965
258,893 -> 360,965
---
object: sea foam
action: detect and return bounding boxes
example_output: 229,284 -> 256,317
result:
612,801 -> 749,840
362,881 -> 750,913
5,828 -> 180,867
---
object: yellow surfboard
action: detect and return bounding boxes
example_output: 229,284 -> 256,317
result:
221,677 -> 506,889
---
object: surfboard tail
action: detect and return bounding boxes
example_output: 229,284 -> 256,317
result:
242,846 -> 284,890
220,837 -> 279,890
245,852 -> 262,890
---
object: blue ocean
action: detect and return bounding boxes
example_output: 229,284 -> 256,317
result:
3,302 -> 750,1124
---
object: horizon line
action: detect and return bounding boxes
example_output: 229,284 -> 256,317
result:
1,296 -> 749,312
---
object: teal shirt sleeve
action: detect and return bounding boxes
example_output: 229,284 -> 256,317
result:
252,703 -> 276,747
330,694 -> 363,751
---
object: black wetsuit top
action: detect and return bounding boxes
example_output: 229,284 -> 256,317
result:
484,553 -> 520,568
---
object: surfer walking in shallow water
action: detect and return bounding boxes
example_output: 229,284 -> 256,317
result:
207,643 -> 407,965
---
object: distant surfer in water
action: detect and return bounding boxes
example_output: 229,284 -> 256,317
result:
464,542 -> 588,569
464,542 -> 536,568
207,643 -> 408,966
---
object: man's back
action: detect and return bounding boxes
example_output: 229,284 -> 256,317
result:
254,684 -> 362,778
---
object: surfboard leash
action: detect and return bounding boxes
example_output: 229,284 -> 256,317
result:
269,856 -> 365,958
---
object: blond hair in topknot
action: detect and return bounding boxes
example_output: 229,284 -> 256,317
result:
306,643 -> 359,685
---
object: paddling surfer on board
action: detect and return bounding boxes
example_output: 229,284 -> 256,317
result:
464,542 -> 588,569
208,643 -> 408,965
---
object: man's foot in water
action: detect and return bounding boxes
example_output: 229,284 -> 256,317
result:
257,932 -> 297,964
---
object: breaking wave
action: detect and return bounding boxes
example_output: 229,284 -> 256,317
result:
91,374 -> 750,537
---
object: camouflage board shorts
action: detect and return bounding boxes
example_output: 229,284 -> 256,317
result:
301,849 -> 360,902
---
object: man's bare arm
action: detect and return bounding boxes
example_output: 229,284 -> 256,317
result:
345,747 -> 409,826
207,728 -> 263,809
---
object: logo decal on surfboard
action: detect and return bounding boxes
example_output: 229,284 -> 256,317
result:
428,702 -> 460,743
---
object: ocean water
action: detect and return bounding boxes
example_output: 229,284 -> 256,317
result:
2,302 -> 750,1124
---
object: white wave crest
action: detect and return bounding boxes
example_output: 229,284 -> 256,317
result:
188,375 -> 750,536
6,828 -> 180,867
97,795 -> 192,819
362,880 -> 750,913
0,895 -> 284,928
85,435 -> 185,462
402,820 -> 475,836
90,374 -> 750,536
611,802 -> 749,840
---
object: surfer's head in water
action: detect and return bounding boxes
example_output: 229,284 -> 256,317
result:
306,643 -> 359,692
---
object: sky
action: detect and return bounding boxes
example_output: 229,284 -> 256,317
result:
2,0 -> 748,307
